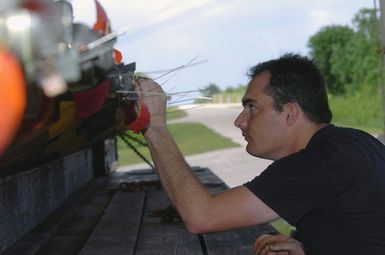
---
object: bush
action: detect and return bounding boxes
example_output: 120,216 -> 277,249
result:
329,88 -> 384,132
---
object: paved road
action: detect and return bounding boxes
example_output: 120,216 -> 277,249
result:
118,104 -> 272,188
172,104 -> 247,145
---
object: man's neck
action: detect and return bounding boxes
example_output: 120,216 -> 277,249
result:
278,122 -> 328,160
294,122 -> 328,150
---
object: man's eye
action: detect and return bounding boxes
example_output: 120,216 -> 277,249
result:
247,104 -> 256,111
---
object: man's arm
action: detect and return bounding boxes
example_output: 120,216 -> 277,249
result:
136,78 -> 279,233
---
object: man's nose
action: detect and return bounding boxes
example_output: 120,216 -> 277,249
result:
234,111 -> 246,129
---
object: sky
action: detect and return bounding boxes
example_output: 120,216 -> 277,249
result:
71,0 -> 373,100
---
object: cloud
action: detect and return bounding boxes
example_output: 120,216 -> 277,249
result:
308,9 -> 339,30
69,0 -> 372,93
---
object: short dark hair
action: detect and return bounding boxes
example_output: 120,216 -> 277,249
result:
248,53 -> 332,124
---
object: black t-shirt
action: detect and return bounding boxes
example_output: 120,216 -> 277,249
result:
244,125 -> 385,255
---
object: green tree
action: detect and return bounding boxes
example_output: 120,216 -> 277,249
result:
225,84 -> 246,93
195,83 -> 221,103
308,25 -> 355,94
200,83 -> 221,97
308,8 -> 381,95
348,8 -> 380,92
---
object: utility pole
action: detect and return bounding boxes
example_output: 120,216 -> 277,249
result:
378,0 -> 385,138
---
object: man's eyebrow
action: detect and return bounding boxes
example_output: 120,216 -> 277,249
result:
242,98 -> 258,106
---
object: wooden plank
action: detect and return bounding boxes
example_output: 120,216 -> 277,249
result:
33,189 -> 113,255
194,168 -> 278,254
106,170 -> 159,190
193,167 -> 227,189
79,191 -> 145,255
134,189 -> 203,255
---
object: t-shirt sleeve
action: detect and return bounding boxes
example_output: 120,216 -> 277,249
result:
244,151 -> 335,226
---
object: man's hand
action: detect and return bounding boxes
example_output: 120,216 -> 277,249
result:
253,234 -> 305,255
134,78 -> 167,133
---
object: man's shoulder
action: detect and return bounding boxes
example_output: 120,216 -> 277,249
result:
305,124 -> 385,174
310,124 -> 381,147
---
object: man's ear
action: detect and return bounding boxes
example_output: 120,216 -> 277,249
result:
283,102 -> 300,126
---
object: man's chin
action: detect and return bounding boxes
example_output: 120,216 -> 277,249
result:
245,145 -> 270,160
245,145 -> 257,157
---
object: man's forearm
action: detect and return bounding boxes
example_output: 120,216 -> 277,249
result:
144,126 -> 212,230
135,78 -> 279,234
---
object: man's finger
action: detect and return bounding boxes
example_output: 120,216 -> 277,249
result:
275,251 -> 290,255
253,234 -> 273,254
260,245 -> 270,255
269,242 -> 297,251
269,240 -> 305,255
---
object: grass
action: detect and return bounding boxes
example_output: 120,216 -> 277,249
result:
328,92 -> 384,134
117,122 -> 240,166
166,107 -> 188,120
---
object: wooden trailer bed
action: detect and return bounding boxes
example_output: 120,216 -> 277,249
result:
4,167 -> 276,255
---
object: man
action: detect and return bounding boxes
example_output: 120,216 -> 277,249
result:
135,54 -> 385,254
